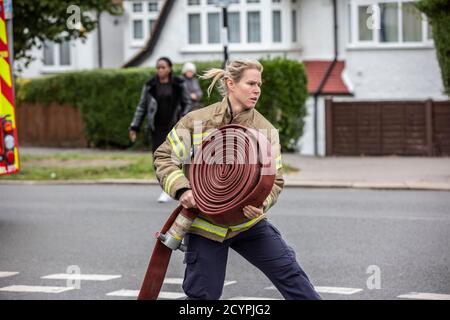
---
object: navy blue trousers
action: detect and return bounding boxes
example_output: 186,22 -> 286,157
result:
182,219 -> 321,300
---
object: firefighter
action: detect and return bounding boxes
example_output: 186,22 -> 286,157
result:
153,59 -> 321,300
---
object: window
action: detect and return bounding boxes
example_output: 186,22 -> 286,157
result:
228,12 -> 240,43
351,0 -> 431,46
149,19 -> 156,36
247,0 -> 260,3
42,40 -> 71,67
148,1 -> 158,12
358,5 -> 372,41
188,0 -> 200,5
208,13 -> 221,43
129,1 -> 160,43
379,2 -> 398,42
133,20 -> 144,39
133,2 -> 143,12
272,11 -> 282,43
188,13 -> 201,44
59,41 -> 71,65
247,12 -> 261,43
208,0 -> 240,5
402,1 -> 422,42
43,41 -> 54,66
291,10 -> 297,42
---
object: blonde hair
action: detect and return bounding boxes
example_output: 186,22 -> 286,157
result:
200,59 -> 263,98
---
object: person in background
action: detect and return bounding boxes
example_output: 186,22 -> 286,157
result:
129,57 -> 192,203
181,62 -> 203,110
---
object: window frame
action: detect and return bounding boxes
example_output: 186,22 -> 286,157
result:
41,39 -> 75,73
128,0 -> 161,47
182,0 -> 297,52
349,0 -> 433,49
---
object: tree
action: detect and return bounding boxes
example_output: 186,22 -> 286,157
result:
13,0 -> 123,71
416,0 -> 450,96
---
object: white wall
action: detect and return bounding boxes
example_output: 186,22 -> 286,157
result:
100,12 -> 125,68
15,36 -> 96,79
345,48 -> 446,100
15,12 -> 123,78
299,0 -> 336,60
297,96 -> 327,156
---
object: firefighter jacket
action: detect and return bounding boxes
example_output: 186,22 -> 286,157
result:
153,97 -> 284,242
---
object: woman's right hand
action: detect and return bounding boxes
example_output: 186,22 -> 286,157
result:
179,190 -> 196,209
129,130 -> 137,142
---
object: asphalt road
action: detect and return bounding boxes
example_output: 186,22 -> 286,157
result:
0,184 -> 449,300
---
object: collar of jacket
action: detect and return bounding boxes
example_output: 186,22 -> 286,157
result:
216,97 -> 255,125
146,75 -> 184,89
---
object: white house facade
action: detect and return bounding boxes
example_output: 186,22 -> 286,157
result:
17,0 -> 447,156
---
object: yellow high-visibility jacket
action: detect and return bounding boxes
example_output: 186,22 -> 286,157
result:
153,97 -> 284,242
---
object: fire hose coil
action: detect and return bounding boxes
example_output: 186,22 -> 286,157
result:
138,124 -> 276,300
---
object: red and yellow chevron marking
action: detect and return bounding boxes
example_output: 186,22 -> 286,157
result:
0,0 -> 20,176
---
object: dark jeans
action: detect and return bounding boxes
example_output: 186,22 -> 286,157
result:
151,127 -> 171,154
182,219 -> 322,300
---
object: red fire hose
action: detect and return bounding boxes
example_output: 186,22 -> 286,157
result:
138,124 -> 276,300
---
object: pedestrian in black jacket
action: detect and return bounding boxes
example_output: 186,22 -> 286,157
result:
129,57 -> 192,202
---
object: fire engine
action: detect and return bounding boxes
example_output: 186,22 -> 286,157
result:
0,0 -> 19,176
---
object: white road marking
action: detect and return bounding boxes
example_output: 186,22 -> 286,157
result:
0,285 -> 74,294
314,286 -> 363,295
158,291 -> 186,299
106,289 -> 139,297
228,296 -> 281,300
0,272 -> 19,278
398,292 -> 450,300
41,274 -> 121,281
163,277 -> 236,286
106,289 -> 186,300
265,285 -> 363,295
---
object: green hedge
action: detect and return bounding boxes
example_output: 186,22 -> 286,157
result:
16,58 -> 308,151
416,0 -> 450,96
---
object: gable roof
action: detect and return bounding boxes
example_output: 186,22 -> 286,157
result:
303,60 -> 352,96
122,0 -> 175,68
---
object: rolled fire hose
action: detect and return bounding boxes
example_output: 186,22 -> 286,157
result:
138,124 -> 276,300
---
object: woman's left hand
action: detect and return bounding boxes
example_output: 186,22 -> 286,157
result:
243,205 -> 264,219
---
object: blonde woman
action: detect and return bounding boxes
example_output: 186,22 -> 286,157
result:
153,59 -> 321,300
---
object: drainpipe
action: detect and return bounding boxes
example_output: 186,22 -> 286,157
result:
313,0 -> 338,156
97,11 -> 103,68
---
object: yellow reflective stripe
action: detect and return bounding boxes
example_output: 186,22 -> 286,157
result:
0,93 -> 15,125
190,217 -> 228,237
0,19 -> 6,44
0,57 -> 11,87
229,217 -> 261,232
169,128 -> 187,159
275,155 -> 282,170
164,169 -> 184,195
192,132 -> 211,145
168,132 -> 182,159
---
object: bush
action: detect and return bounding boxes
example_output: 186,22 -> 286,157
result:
416,0 -> 450,96
16,58 -> 308,151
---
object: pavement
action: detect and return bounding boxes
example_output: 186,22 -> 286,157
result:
3,147 -> 450,191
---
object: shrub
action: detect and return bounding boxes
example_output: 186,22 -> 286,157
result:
16,58 -> 308,151
416,0 -> 450,96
